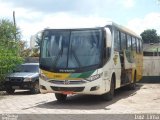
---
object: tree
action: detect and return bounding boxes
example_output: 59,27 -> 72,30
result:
0,19 -> 23,84
140,29 -> 159,43
35,31 -> 42,50
18,40 -> 32,57
29,31 -> 42,57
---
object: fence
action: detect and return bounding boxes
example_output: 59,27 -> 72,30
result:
143,51 -> 160,56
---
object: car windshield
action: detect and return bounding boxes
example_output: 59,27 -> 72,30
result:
40,29 -> 102,70
16,65 -> 39,72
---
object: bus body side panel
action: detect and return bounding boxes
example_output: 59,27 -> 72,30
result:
111,26 -> 122,89
113,51 -> 121,89
102,52 -> 121,91
102,27 -> 121,92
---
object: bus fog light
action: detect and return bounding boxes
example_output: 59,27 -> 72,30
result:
90,86 -> 100,91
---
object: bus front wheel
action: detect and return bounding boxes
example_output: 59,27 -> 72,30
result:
55,93 -> 67,102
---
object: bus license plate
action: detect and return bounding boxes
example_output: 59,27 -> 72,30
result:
62,91 -> 74,94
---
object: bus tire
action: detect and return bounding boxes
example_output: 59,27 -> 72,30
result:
55,93 -> 67,102
127,73 -> 136,90
102,77 -> 115,101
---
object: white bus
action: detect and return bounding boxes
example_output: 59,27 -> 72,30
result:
39,22 -> 143,101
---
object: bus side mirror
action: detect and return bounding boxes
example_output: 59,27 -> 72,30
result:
104,28 -> 112,48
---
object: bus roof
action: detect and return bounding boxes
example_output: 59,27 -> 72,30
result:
106,22 -> 141,39
44,21 -> 141,39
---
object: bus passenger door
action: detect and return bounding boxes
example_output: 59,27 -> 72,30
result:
120,50 -> 135,86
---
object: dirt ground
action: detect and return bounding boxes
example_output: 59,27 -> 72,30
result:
0,83 -> 160,114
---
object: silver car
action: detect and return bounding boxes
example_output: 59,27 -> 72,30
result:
5,63 -> 40,94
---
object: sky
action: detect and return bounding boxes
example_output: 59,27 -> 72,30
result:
0,0 -> 160,44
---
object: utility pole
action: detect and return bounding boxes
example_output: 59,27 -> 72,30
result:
13,11 -> 17,41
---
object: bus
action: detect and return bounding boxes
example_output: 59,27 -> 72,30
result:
39,22 -> 143,101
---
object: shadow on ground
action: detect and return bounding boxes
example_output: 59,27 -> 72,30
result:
1,90 -> 34,96
34,84 -> 143,110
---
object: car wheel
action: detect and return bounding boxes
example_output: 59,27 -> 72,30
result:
30,81 -> 40,94
55,93 -> 67,102
6,88 -> 15,94
102,77 -> 115,101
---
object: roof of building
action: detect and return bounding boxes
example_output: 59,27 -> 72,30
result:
143,43 -> 160,52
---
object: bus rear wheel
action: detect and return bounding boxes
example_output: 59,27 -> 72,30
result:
102,77 -> 115,101
55,93 -> 67,102
127,73 -> 136,90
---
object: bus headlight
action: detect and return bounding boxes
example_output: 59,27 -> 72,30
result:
85,74 -> 101,81
39,73 -> 49,81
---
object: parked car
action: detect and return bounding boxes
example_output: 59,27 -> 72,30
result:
5,63 -> 40,94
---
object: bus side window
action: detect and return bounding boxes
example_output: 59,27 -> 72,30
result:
139,39 -> 143,53
114,29 -> 120,51
120,32 -> 127,51
127,35 -> 132,50
132,37 -> 136,52
136,38 -> 140,53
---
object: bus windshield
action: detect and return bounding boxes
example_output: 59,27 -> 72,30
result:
40,29 -> 102,71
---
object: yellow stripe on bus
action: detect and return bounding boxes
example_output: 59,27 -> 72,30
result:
41,70 -> 70,80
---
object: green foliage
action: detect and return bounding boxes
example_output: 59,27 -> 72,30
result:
140,29 -> 160,43
35,37 -> 41,49
35,31 -> 42,50
18,40 -> 32,57
28,31 -> 42,57
30,48 -> 39,57
0,19 -> 21,41
0,19 -> 23,82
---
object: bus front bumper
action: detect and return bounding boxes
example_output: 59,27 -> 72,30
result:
39,78 -> 109,95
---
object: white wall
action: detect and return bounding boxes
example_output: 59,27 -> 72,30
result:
143,56 -> 160,76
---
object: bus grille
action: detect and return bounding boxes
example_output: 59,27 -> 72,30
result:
48,80 -> 87,85
50,86 -> 85,92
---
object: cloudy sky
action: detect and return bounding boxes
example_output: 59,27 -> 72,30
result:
0,0 -> 160,42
